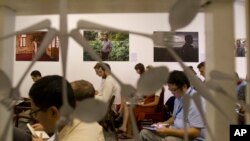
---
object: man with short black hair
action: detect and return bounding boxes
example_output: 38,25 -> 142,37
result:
29,75 -> 104,141
140,70 -> 205,141
30,70 -> 42,82
95,63 -> 121,112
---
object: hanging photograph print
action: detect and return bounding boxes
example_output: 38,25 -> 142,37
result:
153,31 -> 199,62
83,30 -> 129,61
16,31 -> 60,61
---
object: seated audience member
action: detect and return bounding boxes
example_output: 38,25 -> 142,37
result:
94,63 -> 103,77
134,65 -> 165,122
117,65 -> 165,139
93,63 -> 105,95
70,79 -> 96,102
30,70 -> 42,82
115,63 -> 145,138
95,63 -> 121,113
235,72 -> 247,125
30,80 -> 98,134
29,75 -> 105,141
13,70 -> 44,132
140,70 -> 205,141
133,87 -> 165,122
236,72 -> 247,102
13,70 -> 43,131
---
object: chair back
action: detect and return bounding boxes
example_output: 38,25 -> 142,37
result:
155,87 -> 165,112
99,95 -> 116,129
99,95 -> 119,141
13,98 -> 35,127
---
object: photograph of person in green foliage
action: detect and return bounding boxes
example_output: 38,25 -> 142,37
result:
83,30 -> 129,61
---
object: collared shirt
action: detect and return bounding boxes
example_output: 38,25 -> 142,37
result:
58,118 -> 105,141
172,87 -> 205,140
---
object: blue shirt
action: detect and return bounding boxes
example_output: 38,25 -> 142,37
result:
172,87 -> 205,140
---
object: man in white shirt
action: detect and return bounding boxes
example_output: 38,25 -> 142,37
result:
95,63 -> 121,112
93,63 -> 105,95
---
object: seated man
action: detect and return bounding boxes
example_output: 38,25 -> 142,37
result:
95,63 -> 121,112
30,79 -> 99,134
30,70 -> 42,82
140,70 -> 205,141
235,72 -> 247,125
71,79 -> 96,102
29,75 -> 105,141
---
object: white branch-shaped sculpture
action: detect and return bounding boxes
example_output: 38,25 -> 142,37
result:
0,0 -> 242,141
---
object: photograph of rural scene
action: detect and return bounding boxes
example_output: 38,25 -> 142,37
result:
83,30 -> 129,61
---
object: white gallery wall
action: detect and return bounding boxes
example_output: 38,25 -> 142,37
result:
234,0 -> 247,78
14,1 -> 246,101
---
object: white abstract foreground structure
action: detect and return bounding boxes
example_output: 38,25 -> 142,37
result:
0,0 -> 249,141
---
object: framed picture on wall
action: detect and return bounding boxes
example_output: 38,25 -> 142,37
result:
235,38 -> 246,57
16,31 -> 60,61
153,31 -> 199,62
83,30 -> 129,61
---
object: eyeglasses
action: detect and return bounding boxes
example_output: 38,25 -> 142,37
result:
168,87 -> 180,92
29,108 -> 43,119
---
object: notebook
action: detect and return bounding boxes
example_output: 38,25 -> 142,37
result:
142,123 -> 170,131
27,123 -> 50,139
142,125 -> 157,131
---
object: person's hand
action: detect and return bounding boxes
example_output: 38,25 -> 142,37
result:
31,123 -> 44,131
137,102 -> 144,106
156,122 -> 167,125
156,126 -> 169,135
32,133 -> 43,141
152,123 -> 170,128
